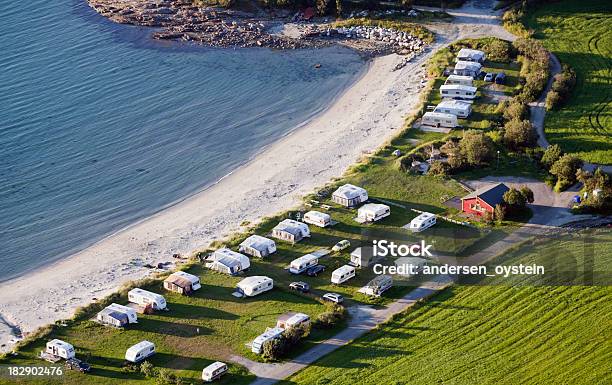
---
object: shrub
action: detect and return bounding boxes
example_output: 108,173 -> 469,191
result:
262,337 -> 288,361
459,130 -> 494,166
156,368 -> 178,385
547,65 -> 576,110
314,304 -> 346,329
503,101 -> 529,121
504,188 -> 527,207
541,144 -> 563,169
503,119 -> 536,149
520,185 -> 535,203
428,161 -> 449,176
550,154 -> 583,190
545,90 -> 561,111
494,204 -> 507,223
141,361 -> 155,378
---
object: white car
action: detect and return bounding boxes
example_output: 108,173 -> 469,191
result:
332,240 -> 350,252
322,293 -> 344,304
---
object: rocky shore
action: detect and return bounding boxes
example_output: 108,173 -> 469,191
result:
88,0 -> 426,54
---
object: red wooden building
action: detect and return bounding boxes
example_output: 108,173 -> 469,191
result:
461,183 -> 510,217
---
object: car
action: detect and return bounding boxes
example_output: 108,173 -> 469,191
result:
65,358 -> 91,373
484,72 -> 496,82
306,264 -> 326,277
322,293 -> 344,304
332,240 -> 350,252
495,72 -> 506,84
289,281 -> 310,293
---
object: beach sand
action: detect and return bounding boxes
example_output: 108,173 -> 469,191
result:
0,52 -> 431,349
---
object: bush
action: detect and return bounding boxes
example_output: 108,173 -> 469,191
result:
428,160 -> 449,176
459,130 -> 494,166
503,119 -> 536,149
141,361 -> 155,378
547,65 -> 576,110
550,154 -> 583,190
314,304 -> 346,329
494,204 -> 507,223
504,188 -> 527,207
262,337 -> 288,361
503,101 -> 529,121
541,144 -> 563,169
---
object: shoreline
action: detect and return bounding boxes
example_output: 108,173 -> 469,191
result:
0,50 -> 431,350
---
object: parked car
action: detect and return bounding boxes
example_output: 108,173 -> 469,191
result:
484,72 -> 496,82
65,358 -> 91,373
332,240 -> 350,252
306,265 -> 326,277
495,72 -> 506,84
322,293 -> 344,304
289,281 -> 310,293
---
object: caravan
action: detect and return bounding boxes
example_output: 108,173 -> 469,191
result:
422,112 -> 458,128
434,100 -> 472,118
235,276 -> 274,297
276,312 -> 310,329
350,247 -> 378,268
163,271 -> 201,295
202,362 -> 228,382
239,235 -> 276,258
107,303 -> 138,323
453,61 -> 482,77
457,48 -> 486,63
125,341 -> 156,363
409,212 -> 437,232
303,211 -> 332,228
128,288 -> 167,310
332,184 -> 368,208
331,265 -> 356,284
251,327 -> 285,354
289,254 -> 319,274
359,275 -> 393,297
96,307 -> 129,328
45,339 -> 75,360
208,248 -> 251,275
356,203 -> 390,223
271,219 -> 310,244
444,74 -> 473,87
440,85 -> 477,100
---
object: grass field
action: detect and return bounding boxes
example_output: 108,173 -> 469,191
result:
284,230 -> 612,385
524,0 -> 612,164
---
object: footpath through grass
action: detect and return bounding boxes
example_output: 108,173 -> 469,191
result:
524,0 -> 612,164
284,229 -> 612,385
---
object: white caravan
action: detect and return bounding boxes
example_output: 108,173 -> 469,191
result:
457,48 -> 486,63
251,327 -> 285,354
170,271 -> 201,291
239,235 -> 277,258
358,275 -> 393,297
235,276 -> 274,297
331,265 -> 356,284
444,74 -> 474,87
332,184 -> 369,208
303,211 -> 332,228
202,361 -> 228,382
107,303 -> 138,323
127,288 -> 167,310
434,100 -> 472,118
440,84 -> 478,100
45,339 -> 75,360
410,212 -> 437,232
208,248 -> 251,275
125,340 -> 156,363
271,219 -> 311,244
289,254 -> 319,274
421,112 -> 459,128
276,312 -> 311,330
453,61 -> 482,77
357,203 -> 391,223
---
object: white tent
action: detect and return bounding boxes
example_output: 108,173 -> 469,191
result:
235,276 -> 274,297
332,184 -> 369,208
208,248 -> 251,275
357,203 -> 391,223
303,210 -> 332,228
107,303 -> 138,323
422,112 -> 458,128
434,100 -> 472,118
440,84 -> 478,100
271,219 -> 310,244
239,235 -> 276,258
444,74 -> 473,86
128,288 -> 167,310
457,48 -> 486,63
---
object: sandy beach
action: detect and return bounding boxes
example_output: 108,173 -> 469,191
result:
0,51 -> 431,349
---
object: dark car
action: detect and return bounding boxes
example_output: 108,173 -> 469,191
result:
289,281 -> 310,293
495,72 -> 506,84
65,358 -> 91,373
306,265 -> 326,277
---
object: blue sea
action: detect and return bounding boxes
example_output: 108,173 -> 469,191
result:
0,0 -> 365,281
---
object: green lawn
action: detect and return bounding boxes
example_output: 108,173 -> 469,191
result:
524,0 -> 612,164
283,230 -> 612,385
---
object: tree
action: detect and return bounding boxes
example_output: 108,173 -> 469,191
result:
503,188 -> 526,207
519,185 -> 534,203
428,161 -> 449,176
335,0 -> 342,16
541,144 -> 563,169
140,361 -> 155,378
459,130 -> 494,165
262,337 -> 287,361
503,119 -> 536,149
494,204 -> 507,222
550,154 -> 583,189
503,101 -> 529,121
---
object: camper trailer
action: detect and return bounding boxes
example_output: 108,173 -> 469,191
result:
421,112 -> 459,128
409,212 -> 437,232
394,257 -> 428,277
202,362 -> 228,382
453,61 -> 482,77
97,307 -> 129,328
271,219 -> 310,244
357,203 -> 391,223
289,254 -> 319,274
107,303 -> 138,323
350,247 -> 379,268
358,275 -> 393,297
235,276 -> 274,297
125,341 -> 156,363
332,184 -> 369,208
434,100 -> 472,118
239,235 -> 276,258
45,339 -> 75,360
444,74 -> 473,87
303,211 -> 332,228
163,271 -> 201,295
457,48 -> 486,63
128,288 -> 167,310
440,84 -> 477,100
276,312 -> 311,330
251,327 -> 285,354
208,248 -> 251,275
331,265 -> 356,284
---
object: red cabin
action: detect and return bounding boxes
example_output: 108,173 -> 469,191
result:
461,183 -> 510,217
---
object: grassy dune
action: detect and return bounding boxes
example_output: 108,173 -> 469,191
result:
284,230 -> 612,385
524,0 -> 612,164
